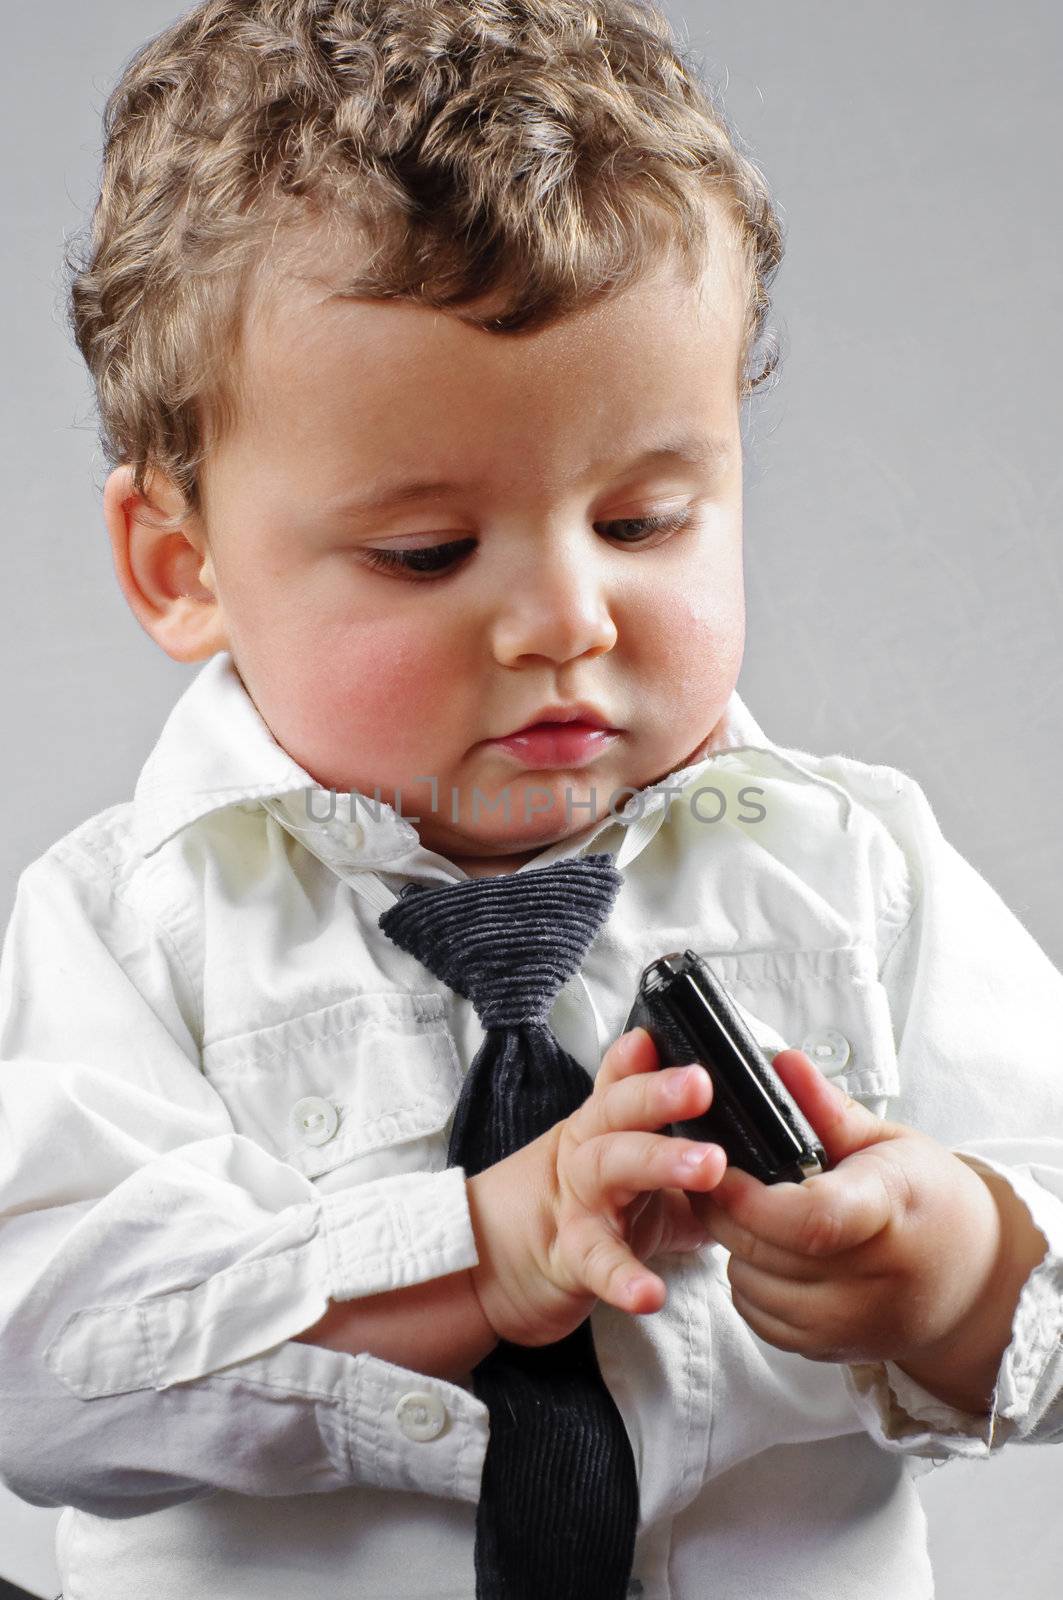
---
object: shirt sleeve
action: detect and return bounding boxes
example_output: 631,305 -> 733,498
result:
837,773 -> 1063,1472
0,844 -> 488,1515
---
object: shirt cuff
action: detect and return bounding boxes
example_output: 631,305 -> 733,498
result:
320,1162 -> 479,1298
45,1166 -> 479,1396
208,1335 -> 490,1502
840,1153 -> 1063,1468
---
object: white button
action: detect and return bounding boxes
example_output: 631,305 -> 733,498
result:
291,1096 -> 339,1146
800,1029 -> 851,1074
394,1390 -> 448,1442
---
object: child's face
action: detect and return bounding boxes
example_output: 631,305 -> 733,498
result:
184,210 -> 747,874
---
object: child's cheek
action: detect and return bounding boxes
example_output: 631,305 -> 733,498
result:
649,583 -> 745,689
302,614 -> 468,760
337,620 -> 437,705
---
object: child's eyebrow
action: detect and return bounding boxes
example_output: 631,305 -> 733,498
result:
323,435 -> 733,518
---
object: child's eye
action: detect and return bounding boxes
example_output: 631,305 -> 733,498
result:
361,538 -> 477,579
596,508 -> 696,544
359,508 -> 695,582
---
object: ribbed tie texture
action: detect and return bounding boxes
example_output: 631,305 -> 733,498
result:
378,852 -> 639,1600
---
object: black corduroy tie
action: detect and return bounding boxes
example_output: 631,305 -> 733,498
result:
378,851 -> 639,1600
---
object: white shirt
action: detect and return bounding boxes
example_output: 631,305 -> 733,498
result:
1,650 -> 1061,1600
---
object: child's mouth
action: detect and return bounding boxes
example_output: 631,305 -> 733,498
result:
488,721 -> 621,769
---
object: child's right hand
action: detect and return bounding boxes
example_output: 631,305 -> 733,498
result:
465,1026 -> 727,1350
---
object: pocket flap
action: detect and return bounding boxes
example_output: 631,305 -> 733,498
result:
695,943 -> 899,1102
202,990 -> 463,1179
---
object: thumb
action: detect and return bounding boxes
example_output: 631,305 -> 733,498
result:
770,1048 -> 893,1168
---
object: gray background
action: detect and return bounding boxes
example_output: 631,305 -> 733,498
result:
1,0 -> 1060,1593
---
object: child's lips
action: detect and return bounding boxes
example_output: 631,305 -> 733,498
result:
487,721 -> 621,769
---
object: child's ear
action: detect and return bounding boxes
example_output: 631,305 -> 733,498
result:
103,464 -> 229,663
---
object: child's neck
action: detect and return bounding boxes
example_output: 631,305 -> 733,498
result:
451,844 -> 561,879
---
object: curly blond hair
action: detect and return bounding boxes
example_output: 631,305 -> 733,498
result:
66,0 -> 785,522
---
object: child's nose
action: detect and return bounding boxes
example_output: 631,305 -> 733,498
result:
489,551 -> 618,667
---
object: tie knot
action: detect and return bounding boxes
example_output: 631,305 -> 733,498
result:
378,852 -> 622,1027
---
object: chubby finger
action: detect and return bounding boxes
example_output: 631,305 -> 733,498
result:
562,1210 -> 669,1313
595,1026 -> 662,1090
572,1128 -> 726,1211
698,1196 -> 825,1280
769,1049 -> 896,1166
704,1154 -> 895,1260
728,1256 -> 815,1336
599,1060 -> 715,1137
727,1278 -> 814,1357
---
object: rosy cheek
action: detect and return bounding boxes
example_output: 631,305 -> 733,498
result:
651,589 -> 744,706
293,611 -> 467,760
338,617 -> 457,705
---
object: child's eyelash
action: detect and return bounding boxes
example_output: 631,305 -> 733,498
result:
361,538 -> 477,577
360,509 -> 696,581
604,508 -> 695,544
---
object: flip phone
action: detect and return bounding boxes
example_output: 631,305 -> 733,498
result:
623,949 -> 828,1185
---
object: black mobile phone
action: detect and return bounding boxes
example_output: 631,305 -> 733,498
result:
623,949 -> 828,1185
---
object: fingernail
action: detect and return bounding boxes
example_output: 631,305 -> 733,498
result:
679,1148 -> 710,1172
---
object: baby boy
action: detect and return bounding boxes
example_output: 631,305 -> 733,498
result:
2,3 -> 1062,1598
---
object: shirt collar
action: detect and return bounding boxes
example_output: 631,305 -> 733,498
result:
132,649 -> 780,871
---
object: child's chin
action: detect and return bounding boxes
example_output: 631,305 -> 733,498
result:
441,779 -> 610,837
423,813 -> 598,866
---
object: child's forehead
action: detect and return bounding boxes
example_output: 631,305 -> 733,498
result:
229,290 -> 742,495
239,221 -> 746,407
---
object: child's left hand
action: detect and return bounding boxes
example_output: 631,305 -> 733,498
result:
689,1049 -> 1006,1370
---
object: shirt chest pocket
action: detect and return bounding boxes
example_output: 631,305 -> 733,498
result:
201,990 -> 464,1184
693,941 -> 901,1109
